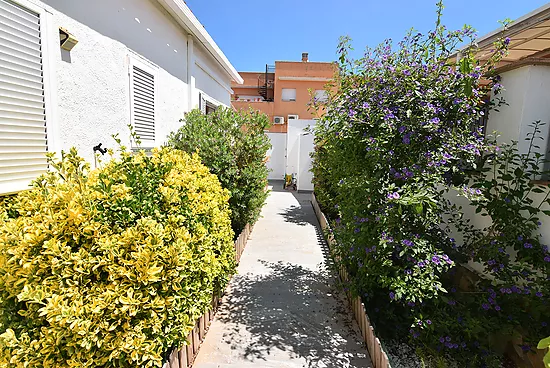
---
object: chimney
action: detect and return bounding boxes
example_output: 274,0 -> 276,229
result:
302,52 -> 309,62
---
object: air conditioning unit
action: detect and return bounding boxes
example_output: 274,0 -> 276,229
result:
274,116 -> 285,125
288,114 -> 299,120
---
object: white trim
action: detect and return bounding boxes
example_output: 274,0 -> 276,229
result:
278,76 -> 332,82
198,89 -> 224,109
195,61 -> 233,95
155,0 -> 243,84
0,0 -> 57,195
128,54 -> 158,148
41,8 -> 60,156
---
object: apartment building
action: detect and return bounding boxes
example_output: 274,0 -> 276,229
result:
231,53 -> 336,133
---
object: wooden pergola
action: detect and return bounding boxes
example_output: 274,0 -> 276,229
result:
458,3 -> 550,73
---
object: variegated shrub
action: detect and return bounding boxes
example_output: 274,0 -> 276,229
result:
0,147 -> 235,367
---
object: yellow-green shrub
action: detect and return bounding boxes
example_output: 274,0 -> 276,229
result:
0,147 -> 235,368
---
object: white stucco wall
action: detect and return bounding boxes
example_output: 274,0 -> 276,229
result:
487,65 -> 550,154
194,43 -> 232,107
461,64 -> 550,247
18,0 -> 233,164
297,132 -> 315,191
287,119 -> 316,190
266,133 -> 286,180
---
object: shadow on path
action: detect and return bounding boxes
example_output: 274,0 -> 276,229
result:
216,260 -> 368,368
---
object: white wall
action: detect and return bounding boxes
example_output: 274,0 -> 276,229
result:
194,43 -> 232,107
20,0 -> 232,164
297,132 -> 314,191
462,64 -> 550,247
287,119 -> 316,191
266,133 -> 286,180
488,65 -> 550,154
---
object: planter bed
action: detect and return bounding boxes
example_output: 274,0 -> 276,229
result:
310,193 -> 536,368
311,193 -> 391,368
162,223 -> 253,368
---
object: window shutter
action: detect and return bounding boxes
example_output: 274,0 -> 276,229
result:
131,64 -> 155,145
0,0 -> 48,195
281,88 -> 296,101
199,92 -> 206,114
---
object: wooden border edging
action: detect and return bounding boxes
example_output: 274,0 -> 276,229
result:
162,223 -> 253,368
311,193 -> 391,368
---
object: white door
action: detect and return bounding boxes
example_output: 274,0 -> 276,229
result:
297,132 -> 314,191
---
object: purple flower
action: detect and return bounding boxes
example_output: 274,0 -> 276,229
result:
439,337 -> 445,343
524,243 -> 533,249
402,239 -> 414,247
389,292 -> 395,300
432,255 -> 441,265
545,256 -> 550,262
495,305 -> 501,311
536,292 -> 543,298
403,69 -> 411,76
418,261 -> 426,268
354,228 -> 360,233
387,192 -> 400,200
426,320 -> 432,325
482,303 -> 490,310
398,126 -> 406,133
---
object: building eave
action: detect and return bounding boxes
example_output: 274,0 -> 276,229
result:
454,3 -> 550,59
155,0 -> 244,84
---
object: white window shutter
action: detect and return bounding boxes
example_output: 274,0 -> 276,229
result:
0,0 -> 48,195
315,90 -> 328,102
199,92 -> 206,114
131,63 -> 155,146
281,88 -> 296,102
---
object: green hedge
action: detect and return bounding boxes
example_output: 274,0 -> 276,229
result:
169,108 -> 271,235
0,147 -> 235,368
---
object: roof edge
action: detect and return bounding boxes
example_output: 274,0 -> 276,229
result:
155,0 -> 243,84
458,3 -> 550,53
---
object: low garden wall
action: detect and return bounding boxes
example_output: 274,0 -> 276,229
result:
311,193 -> 391,368
162,224 -> 253,368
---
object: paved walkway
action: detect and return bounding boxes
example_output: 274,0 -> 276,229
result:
193,182 -> 372,368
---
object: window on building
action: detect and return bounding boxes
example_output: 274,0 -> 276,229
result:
315,90 -> 328,102
199,92 -> 219,115
0,0 -> 48,195
130,59 -> 156,147
281,88 -> 296,102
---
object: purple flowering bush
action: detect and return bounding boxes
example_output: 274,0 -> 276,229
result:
454,121 -> 550,354
310,4 -> 549,366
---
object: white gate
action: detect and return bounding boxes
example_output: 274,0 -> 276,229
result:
266,133 -> 286,180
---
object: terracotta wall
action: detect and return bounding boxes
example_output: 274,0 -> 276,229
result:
231,59 -> 337,133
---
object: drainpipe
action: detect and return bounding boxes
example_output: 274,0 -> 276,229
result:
187,34 -> 195,111
456,51 -> 462,64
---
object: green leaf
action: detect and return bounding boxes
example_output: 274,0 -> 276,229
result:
539,337 -> 550,350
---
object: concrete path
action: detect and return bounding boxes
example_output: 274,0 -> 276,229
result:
193,182 -> 372,368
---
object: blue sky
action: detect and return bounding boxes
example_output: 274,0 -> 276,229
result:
185,0 -> 549,72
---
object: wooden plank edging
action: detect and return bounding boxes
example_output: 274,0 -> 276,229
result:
311,193 -> 391,368
166,223 -> 253,367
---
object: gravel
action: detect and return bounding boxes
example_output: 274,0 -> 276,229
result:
383,340 -> 422,368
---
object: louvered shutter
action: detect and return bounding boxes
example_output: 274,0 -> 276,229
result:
0,0 -> 48,195
199,92 -> 206,114
131,65 -> 155,146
